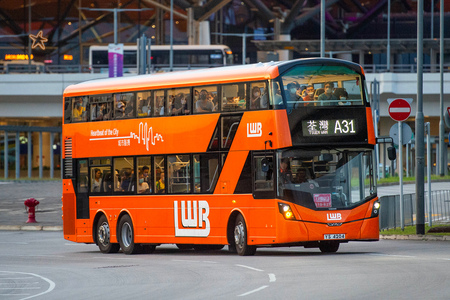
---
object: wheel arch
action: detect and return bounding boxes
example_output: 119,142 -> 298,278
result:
226,209 -> 245,246
116,209 -> 133,237
92,211 -> 107,245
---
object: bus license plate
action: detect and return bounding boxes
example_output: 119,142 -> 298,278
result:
324,234 -> 345,240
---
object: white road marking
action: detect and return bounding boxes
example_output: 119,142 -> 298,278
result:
268,273 -> 276,282
0,271 -> 55,300
0,287 -> 40,290
0,242 -> 28,245
0,282 -> 39,284
235,264 -> 264,272
0,277 -> 34,280
238,285 -> 268,297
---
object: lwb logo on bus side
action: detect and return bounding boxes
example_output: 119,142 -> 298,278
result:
247,122 -> 262,137
174,201 -> 210,237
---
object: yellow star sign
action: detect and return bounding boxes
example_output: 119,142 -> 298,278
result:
29,31 -> 48,50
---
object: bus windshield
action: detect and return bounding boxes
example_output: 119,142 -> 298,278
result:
281,64 -> 365,108
277,149 -> 375,210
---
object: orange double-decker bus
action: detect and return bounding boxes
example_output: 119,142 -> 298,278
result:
62,58 -> 382,255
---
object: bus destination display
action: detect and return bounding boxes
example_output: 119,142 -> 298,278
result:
302,119 -> 357,136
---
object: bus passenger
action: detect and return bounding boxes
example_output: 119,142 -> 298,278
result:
287,82 -> 303,109
295,168 -> 308,183
335,89 -> 350,105
318,82 -> 337,105
156,172 -> 165,193
154,96 -> 165,115
302,85 -> 315,103
142,165 -> 150,184
120,169 -> 132,191
137,98 -> 147,117
124,97 -> 134,117
92,168 -> 102,192
250,86 -> 262,109
73,100 -> 85,120
271,81 -> 283,106
171,93 -> 190,115
116,101 -> 126,118
286,82 -> 301,102
195,90 -> 214,113
279,158 -> 293,184
138,171 -> 150,194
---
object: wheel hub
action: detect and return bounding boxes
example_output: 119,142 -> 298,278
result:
98,222 -> 110,246
121,222 -> 132,248
234,222 -> 244,248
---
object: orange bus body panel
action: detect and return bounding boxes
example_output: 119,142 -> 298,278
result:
63,115 -> 220,158
230,110 -> 292,152
88,194 -> 279,246
214,151 -> 249,194
62,179 -> 76,237
63,111 -> 292,159
81,196 -> 378,246
366,107 -> 376,145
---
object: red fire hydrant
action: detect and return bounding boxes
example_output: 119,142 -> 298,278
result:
24,198 -> 40,223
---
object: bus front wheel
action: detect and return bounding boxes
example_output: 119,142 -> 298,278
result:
319,241 -> 340,253
118,215 -> 142,255
234,215 -> 256,256
96,215 -> 120,254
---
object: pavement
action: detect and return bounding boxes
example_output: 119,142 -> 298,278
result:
0,180 -> 449,241
0,181 -> 63,231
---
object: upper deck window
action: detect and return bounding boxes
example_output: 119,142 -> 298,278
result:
280,64 -> 365,109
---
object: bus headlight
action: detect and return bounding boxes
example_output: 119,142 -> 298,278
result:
371,201 -> 380,217
278,203 -> 296,220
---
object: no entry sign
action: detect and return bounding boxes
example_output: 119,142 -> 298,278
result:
388,98 -> 411,122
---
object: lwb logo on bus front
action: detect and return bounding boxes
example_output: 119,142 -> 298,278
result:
247,122 -> 262,137
174,201 -> 211,237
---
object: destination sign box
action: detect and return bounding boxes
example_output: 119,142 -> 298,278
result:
302,119 -> 357,136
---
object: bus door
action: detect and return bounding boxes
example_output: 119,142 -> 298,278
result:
75,159 -> 90,219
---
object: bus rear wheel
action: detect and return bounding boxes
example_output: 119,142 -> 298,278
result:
234,215 -> 256,256
118,215 -> 142,255
96,215 -> 120,254
319,241 -> 340,253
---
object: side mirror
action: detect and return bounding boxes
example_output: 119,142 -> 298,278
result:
387,146 -> 396,161
261,158 -> 269,172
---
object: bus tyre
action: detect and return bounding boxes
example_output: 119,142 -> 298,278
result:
319,241 -> 340,253
234,215 -> 256,256
96,215 -> 120,254
118,215 -> 142,255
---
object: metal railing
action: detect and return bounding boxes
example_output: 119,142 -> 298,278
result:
362,63 -> 450,73
2,63 -> 450,74
379,190 -> 450,231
